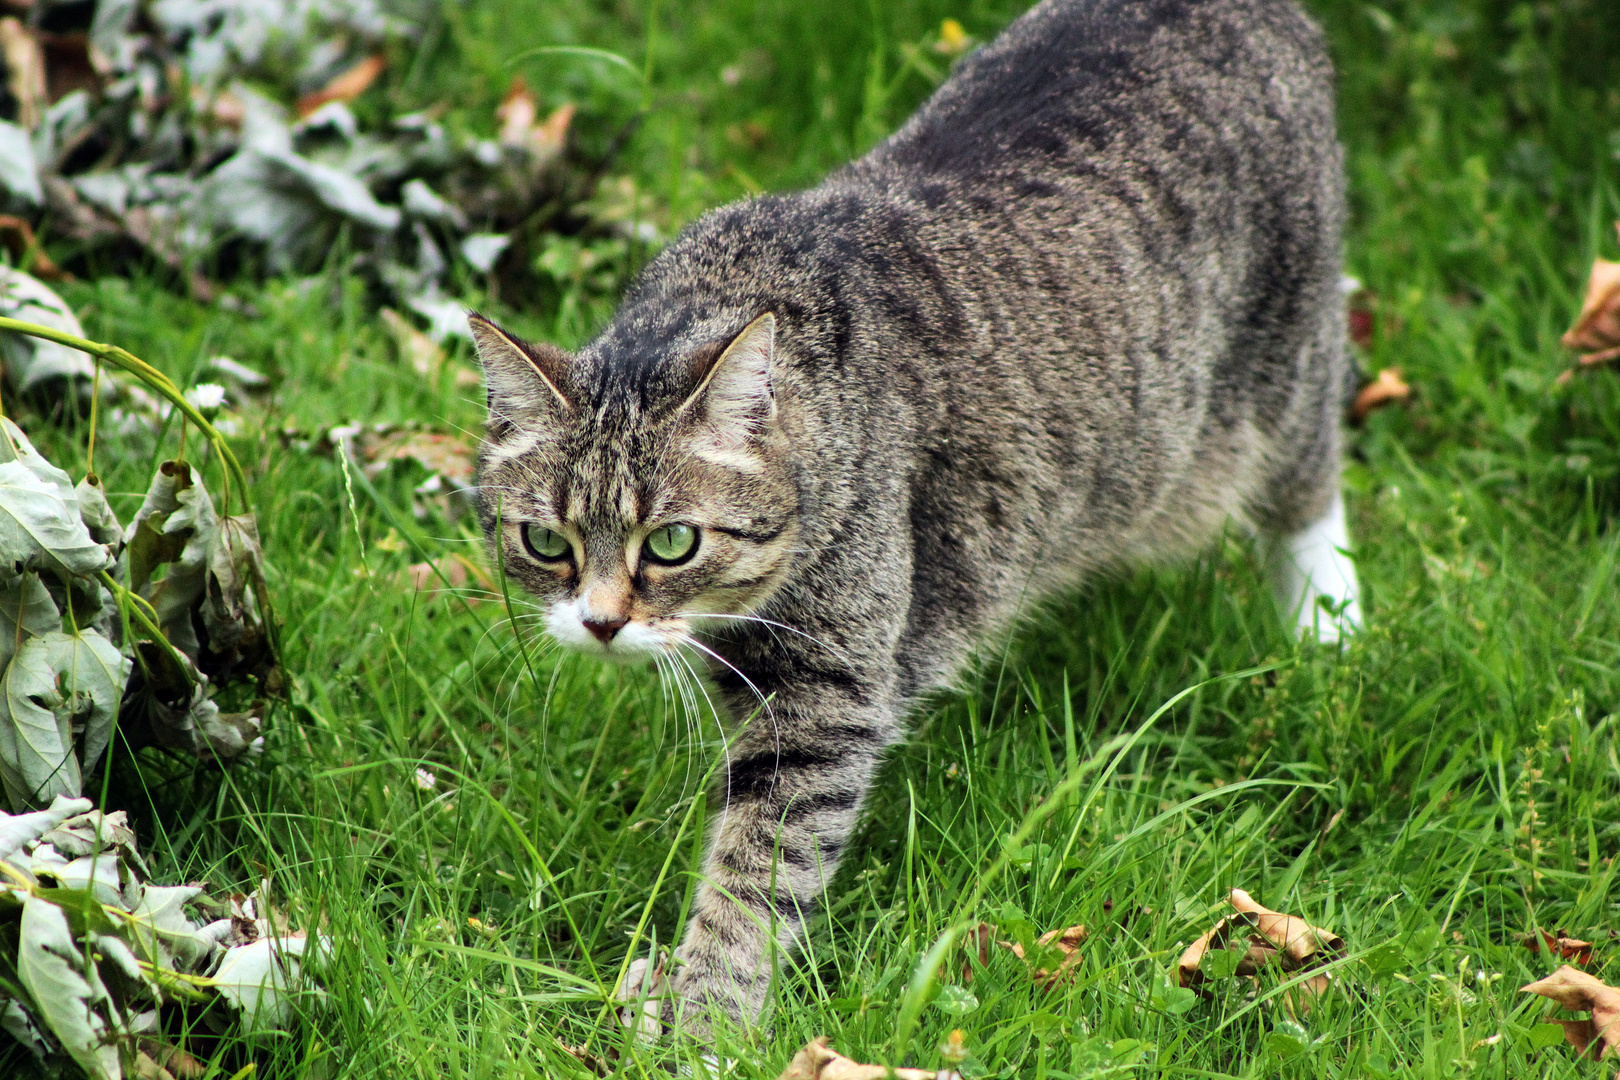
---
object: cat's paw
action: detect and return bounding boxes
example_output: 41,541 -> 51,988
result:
615,955 -> 674,1042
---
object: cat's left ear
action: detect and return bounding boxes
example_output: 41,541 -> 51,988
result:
679,312 -> 775,432
469,313 -> 573,437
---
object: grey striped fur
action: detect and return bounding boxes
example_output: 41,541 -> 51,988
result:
473,0 -> 1351,1032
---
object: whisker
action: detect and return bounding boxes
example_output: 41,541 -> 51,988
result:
673,611 -> 849,662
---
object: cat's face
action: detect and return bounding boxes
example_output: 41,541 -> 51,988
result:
471,313 -> 799,662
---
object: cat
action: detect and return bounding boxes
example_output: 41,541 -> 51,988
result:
470,0 -> 1361,1034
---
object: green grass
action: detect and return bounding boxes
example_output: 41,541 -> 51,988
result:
8,0 -> 1620,1076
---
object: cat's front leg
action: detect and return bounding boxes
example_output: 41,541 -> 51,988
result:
658,674 -> 898,1032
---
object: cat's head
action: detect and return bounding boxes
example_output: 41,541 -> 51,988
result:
470,311 -> 799,661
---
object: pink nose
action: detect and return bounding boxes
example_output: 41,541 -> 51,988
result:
582,616 -> 628,643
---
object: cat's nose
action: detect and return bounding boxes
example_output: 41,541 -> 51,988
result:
582,616 -> 628,643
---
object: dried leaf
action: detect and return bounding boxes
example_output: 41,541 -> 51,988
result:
1563,226 -> 1620,363
296,53 -> 386,118
496,78 -> 574,167
1177,890 -> 1344,1014
0,487 -> 105,592
1521,964 -> 1620,1061
615,954 -> 668,1041
0,119 -> 42,206
558,1042 -> 611,1076
961,920 -> 993,982
124,461 -> 216,659
43,628 -> 132,779
1228,888 -> 1345,967
777,1038 -> 962,1080
200,513 -> 271,675
0,633 -> 82,809
1526,930 -> 1595,967
0,569 -> 62,673
1003,924 -> 1088,987
1351,368 -> 1410,422
362,429 -> 476,486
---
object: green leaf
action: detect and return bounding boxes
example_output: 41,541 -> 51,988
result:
0,570 -> 62,672
0,272 -> 94,391
1362,942 -> 1405,979
211,933 -> 324,1029
0,630 -> 130,810
201,513 -> 270,672
0,794 -> 91,862
74,475 -> 123,549
1528,1022 -> 1567,1050
43,630 -> 131,779
0,634 -> 81,810
124,462 -> 216,659
932,983 -> 980,1016
17,893 -> 120,1080
0,461 -> 113,580
1198,946 -> 1244,979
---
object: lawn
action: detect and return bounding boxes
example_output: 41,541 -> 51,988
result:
6,0 -> 1620,1076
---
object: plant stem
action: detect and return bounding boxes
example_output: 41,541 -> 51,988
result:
0,315 -> 249,516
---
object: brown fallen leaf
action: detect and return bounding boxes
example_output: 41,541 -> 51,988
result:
497,77 -> 575,167
776,1038 -> 961,1080
1351,368 -> 1410,423
135,1041 -> 205,1080
1002,924 -> 1089,988
1563,224 -> 1620,363
297,53 -> 387,118
1558,223 -> 1620,384
1526,930 -> 1594,967
1177,890 -> 1344,1012
1521,964 -> 1620,1062
1229,888 -> 1345,966
381,307 -> 445,379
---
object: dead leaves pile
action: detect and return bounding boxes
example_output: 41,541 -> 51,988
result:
0,795 -> 326,1080
1177,888 -> 1345,1012
0,0 -> 639,330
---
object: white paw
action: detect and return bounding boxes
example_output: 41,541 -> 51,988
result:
1271,492 -> 1362,643
615,955 -> 669,1042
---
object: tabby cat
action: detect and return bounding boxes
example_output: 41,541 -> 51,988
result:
471,0 -> 1362,1033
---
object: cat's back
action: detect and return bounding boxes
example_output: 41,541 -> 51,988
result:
863,0 -> 1336,192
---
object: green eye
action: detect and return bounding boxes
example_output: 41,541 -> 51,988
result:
643,524 -> 698,565
521,523 -> 570,561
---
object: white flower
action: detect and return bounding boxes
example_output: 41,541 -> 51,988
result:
414,768 -> 437,791
185,382 -> 228,417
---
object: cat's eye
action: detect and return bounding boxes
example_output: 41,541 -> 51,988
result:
521,523 -> 570,561
643,524 -> 698,565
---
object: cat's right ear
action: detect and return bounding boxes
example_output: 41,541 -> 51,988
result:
468,314 -> 573,437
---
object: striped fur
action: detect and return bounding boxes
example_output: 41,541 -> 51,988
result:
474,0 -> 1353,1033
